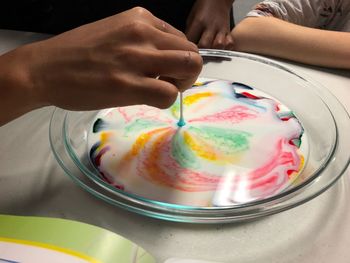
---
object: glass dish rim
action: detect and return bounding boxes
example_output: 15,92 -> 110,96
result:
49,49 -> 350,223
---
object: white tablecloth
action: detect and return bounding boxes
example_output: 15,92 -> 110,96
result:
1,29 -> 350,263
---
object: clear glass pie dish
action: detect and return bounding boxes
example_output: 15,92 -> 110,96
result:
49,50 -> 350,223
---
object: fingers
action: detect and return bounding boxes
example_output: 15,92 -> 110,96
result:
156,51 -> 202,92
213,32 -> 226,49
186,22 -> 204,44
152,18 -> 186,39
116,15 -> 198,52
130,7 -> 186,39
198,30 -> 215,48
158,51 -> 202,82
213,32 -> 235,50
115,47 -> 202,93
162,76 -> 200,92
92,74 -> 179,109
143,24 -> 199,52
133,77 -> 179,109
148,50 -> 202,92
133,49 -> 202,83
225,34 -> 235,50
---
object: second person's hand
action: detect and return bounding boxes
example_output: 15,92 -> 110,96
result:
186,0 -> 234,49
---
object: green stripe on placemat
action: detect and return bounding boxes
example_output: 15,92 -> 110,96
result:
0,215 -> 155,263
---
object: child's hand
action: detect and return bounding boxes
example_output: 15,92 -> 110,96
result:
186,0 -> 234,50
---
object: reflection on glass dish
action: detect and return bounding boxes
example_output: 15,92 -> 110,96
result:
49,50 -> 350,223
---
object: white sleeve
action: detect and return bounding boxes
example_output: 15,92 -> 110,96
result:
246,0 -> 339,28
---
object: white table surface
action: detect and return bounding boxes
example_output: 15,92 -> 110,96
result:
1,29 -> 350,263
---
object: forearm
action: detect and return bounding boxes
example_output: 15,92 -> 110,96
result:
233,17 -> 350,69
0,46 -> 42,126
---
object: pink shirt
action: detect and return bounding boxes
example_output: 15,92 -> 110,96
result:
247,0 -> 350,32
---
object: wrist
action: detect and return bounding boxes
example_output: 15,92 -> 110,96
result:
18,43 -> 49,109
0,44 -> 45,124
